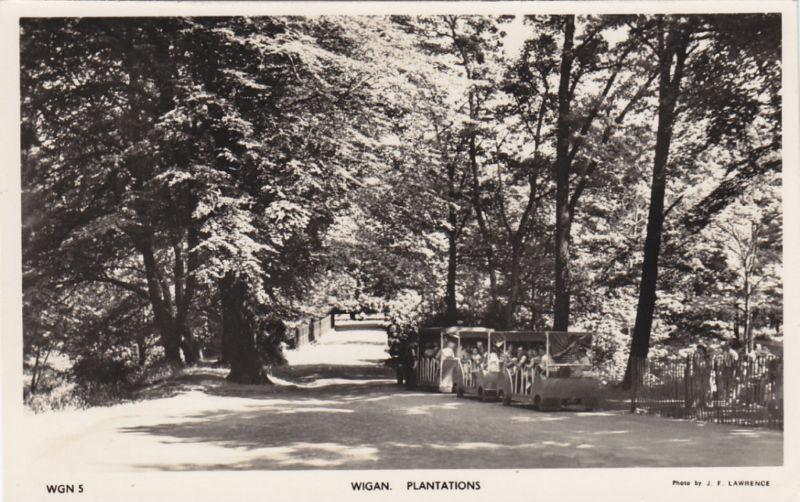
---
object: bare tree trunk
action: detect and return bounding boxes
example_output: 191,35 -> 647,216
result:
553,15 -> 575,332
623,19 -> 690,390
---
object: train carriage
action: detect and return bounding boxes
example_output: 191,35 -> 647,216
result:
413,326 -> 471,393
449,328 -> 499,400
413,327 -> 444,390
499,331 -> 599,411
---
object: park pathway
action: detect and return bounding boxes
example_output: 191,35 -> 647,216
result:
20,320 -> 782,472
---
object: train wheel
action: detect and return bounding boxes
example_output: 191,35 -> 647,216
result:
478,387 -> 485,402
533,395 -> 541,411
500,390 -> 511,406
456,385 -> 464,398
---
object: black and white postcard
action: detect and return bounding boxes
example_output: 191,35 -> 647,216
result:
1,1 -> 797,501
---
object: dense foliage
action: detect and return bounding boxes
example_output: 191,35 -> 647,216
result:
21,14 -> 781,405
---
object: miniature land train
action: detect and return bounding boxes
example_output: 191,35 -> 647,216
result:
407,326 -> 599,411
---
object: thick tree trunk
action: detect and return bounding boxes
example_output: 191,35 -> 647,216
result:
220,320 -> 232,365
468,134 -> 500,315
623,20 -> 690,390
445,228 -> 458,323
219,272 -> 270,385
553,16 -> 576,332
445,161 -> 459,323
502,239 -> 524,330
135,235 -> 182,364
180,326 -> 200,366
174,230 -> 200,365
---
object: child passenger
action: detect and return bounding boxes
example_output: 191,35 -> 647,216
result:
471,347 -> 483,366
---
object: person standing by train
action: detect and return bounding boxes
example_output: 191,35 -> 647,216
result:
440,339 -> 457,360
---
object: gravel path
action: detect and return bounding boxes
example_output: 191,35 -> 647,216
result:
21,321 -> 782,471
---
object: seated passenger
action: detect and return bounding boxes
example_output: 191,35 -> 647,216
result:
423,343 -> 436,358
516,346 -> 528,367
539,350 -> 554,376
577,348 -> 592,367
507,345 -> 519,372
571,348 -> 593,377
502,345 -> 513,363
486,347 -> 501,372
470,347 -> 483,367
440,340 -> 457,360
524,348 -> 537,369
476,340 -> 486,356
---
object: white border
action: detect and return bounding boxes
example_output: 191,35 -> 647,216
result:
1,2 -> 797,501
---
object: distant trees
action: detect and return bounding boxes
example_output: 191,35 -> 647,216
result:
21,14 -> 782,397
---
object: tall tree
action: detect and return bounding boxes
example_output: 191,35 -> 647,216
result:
622,14 -> 781,388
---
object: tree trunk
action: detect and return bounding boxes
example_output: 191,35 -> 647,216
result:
623,20 -> 690,390
468,134 -> 500,315
219,272 -> 270,384
134,234 -> 183,364
445,161 -> 459,323
29,347 -> 41,395
503,239 -> 524,330
136,334 -> 148,367
174,229 -> 200,365
553,15 -> 576,332
180,325 -> 200,366
743,267 -> 753,352
446,228 -> 458,323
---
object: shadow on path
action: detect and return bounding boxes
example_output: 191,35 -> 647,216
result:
117,323 -> 781,471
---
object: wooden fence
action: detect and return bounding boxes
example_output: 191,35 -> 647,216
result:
292,314 -> 335,348
633,353 -> 783,429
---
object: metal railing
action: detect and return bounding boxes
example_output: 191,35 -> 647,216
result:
634,353 -> 783,429
506,367 -> 535,396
